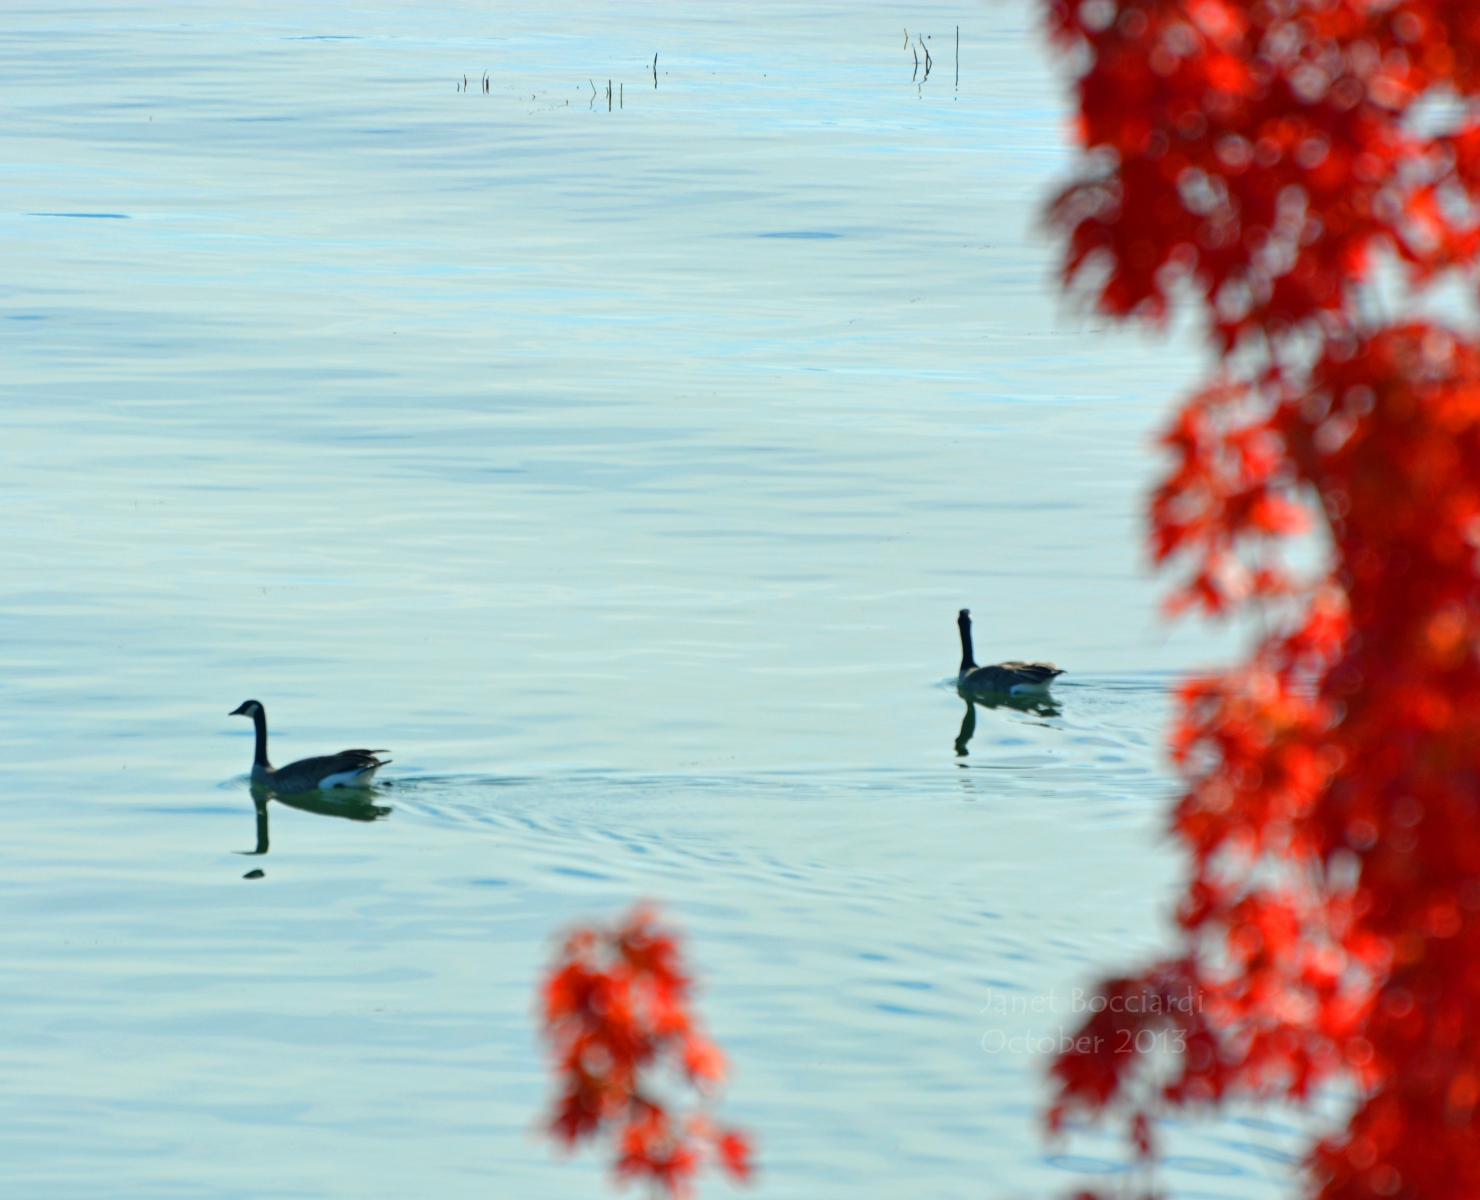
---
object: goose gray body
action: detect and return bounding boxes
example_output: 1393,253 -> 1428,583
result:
230,700 -> 390,795
956,609 -> 1063,696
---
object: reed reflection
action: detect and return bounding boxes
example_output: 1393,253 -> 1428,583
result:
239,784 -> 392,856
953,689 -> 1061,759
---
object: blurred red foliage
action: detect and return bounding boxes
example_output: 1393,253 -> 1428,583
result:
1041,1 -> 1480,1197
538,903 -> 753,1197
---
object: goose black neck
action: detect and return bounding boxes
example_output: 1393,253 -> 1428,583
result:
250,707 -> 270,767
957,609 -> 977,672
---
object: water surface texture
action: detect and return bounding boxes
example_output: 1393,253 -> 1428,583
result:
3,2 -> 1312,1197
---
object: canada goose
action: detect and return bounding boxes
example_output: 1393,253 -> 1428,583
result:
956,609 -> 1063,696
229,700 -> 390,795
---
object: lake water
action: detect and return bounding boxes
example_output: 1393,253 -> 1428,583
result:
2,2 -> 1320,1197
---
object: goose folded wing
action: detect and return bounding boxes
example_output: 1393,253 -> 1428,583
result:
278,749 -> 391,790
996,662 -> 1062,683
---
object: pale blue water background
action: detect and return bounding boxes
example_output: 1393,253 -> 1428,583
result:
2,2 -> 1324,1197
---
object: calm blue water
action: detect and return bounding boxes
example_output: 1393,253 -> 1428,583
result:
1,2 -> 1319,1197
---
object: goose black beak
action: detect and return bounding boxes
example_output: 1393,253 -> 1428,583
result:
229,703 -> 250,716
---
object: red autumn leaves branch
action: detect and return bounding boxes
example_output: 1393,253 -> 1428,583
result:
1045,0 -> 1480,346
1042,2 -> 1480,1198
538,904 -> 752,1197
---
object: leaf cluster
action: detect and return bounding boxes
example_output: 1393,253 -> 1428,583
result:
1041,3 -> 1480,1197
539,904 -> 752,1197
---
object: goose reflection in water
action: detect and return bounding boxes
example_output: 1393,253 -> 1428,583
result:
953,690 -> 1061,758
239,783 -> 392,856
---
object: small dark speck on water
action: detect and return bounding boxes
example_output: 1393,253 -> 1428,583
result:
243,869 -> 265,880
